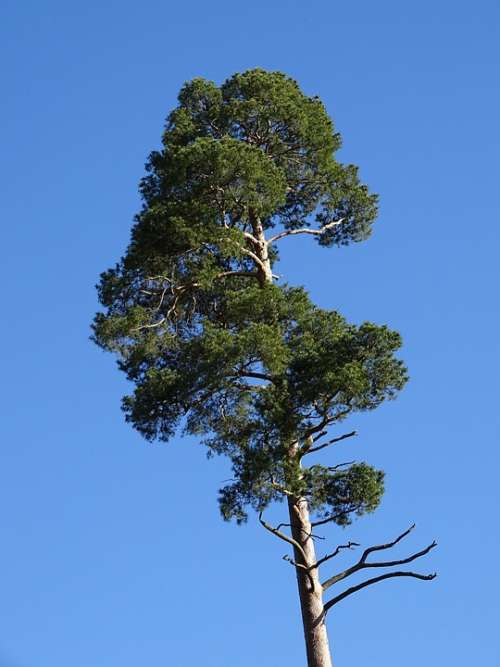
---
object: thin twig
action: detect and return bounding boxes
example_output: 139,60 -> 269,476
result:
313,542 -> 360,570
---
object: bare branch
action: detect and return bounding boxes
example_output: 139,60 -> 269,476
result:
311,430 -> 328,443
313,542 -> 360,570
239,246 -> 268,270
268,218 -> 344,244
301,407 -> 353,443
301,416 -> 334,439
364,541 -> 438,570
326,461 -> 356,471
302,431 -> 358,456
242,231 -> 260,245
258,513 -> 308,564
283,555 -> 316,592
131,317 -> 167,332
321,525 -> 437,591
283,554 -> 310,571
324,571 -> 437,612
360,524 -> 416,563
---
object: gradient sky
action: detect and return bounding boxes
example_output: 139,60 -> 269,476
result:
1,1 -> 499,665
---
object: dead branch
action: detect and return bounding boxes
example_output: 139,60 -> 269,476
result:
313,542 -> 360,570
359,524 -> 416,562
303,431 -> 358,455
283,555 -> 316,592
258,512 -> 308,564
275,523 -> 326,541
323,571 -> 437,612
283,554 -> 310,571
327,461 -> 356,471
321,525 -> 437,591
267,218 -> 344,244
311,430 -> 328,443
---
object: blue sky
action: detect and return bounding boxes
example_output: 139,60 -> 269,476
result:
1,1 -> 498,665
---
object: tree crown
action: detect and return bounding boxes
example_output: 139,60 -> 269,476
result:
93,69 -> 406,525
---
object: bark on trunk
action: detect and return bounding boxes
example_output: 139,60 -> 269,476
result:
248,208 -> 333,666
288,495 -> 333,667
249,211 -> 274,286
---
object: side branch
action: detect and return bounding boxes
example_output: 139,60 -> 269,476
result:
267,218 -> 344,244
239,246 -> 268,271
312,542 -> 359,570
258,513 -> 308,564
364,541 -> 438,570
302,430 -> 358,456
360,524 -> 416,562
323,571 -> 437,612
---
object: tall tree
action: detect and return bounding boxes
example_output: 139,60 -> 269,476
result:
92,69 -> 436,667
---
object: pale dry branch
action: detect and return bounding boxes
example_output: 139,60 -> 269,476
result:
267,218 -> 344,244
240,246 -> 268,271
242,230 -> 260,245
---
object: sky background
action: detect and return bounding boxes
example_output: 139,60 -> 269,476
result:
1,1 -> 499,665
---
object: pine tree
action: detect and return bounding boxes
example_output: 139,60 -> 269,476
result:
92,69 -> 436,667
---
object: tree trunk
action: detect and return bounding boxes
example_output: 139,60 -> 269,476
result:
287,495 -> 333,667
247,207 -> 333,666
249,210 -> 274,286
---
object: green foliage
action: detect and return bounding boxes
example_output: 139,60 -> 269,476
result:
304,463 -> 385,525
93,69 -> 407,527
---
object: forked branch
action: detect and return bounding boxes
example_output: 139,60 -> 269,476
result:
321,524 -> 437,592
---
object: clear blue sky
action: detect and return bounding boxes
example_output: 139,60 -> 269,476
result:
1,1 -> 498,665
